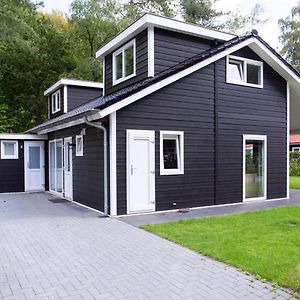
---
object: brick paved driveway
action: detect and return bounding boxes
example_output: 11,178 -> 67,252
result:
0,193 -> 295,299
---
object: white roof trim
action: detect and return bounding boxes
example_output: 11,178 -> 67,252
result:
44,79 -> 103,96
96,14 -> 235,58
0,134 -> 48,140
98,37 -> 300,118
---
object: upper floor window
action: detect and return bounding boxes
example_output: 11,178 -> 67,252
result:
51,90 -> 61,114
1,140 -> 18,159
112,39 -> 136,86
227,56 -> 263,88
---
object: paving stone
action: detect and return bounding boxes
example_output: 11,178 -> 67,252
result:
0,192 -> 295,300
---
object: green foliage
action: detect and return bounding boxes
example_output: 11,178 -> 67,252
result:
290,151 -> 300,176
279,3 -> 300,70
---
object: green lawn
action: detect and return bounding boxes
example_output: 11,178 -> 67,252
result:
290,176 -> 300,189
142,206 -> 300,292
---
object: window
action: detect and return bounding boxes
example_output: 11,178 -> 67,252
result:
112,39 -> 136,85
227,56 -> 263,88
51,90 -> 61,114
76,135 -> 83,156
292,147 -> 300,152
1,140 -> 18,159
160,131 -> 184,175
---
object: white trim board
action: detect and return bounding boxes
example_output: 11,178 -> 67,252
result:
0,134 -> 47,140
44,79 -> 103,96
96,14 -> 235,58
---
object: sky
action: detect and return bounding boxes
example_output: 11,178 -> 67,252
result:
41,0 -> 299,50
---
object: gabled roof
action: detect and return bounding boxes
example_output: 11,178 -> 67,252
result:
96,13 -> 235,58
44,79 -> 103,96
28,32 -> 300,134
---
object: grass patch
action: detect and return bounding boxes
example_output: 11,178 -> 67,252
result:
290,176 -> 300,189
142,206 -> 300,292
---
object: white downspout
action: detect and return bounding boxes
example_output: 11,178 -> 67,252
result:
84,116 -> 108,216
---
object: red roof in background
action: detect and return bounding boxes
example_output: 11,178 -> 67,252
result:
290,135 -> 300,144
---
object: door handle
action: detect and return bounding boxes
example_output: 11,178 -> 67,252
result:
150,170 -> 155,174
131,165 -> 136,175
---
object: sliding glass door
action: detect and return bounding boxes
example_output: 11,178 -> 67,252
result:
244,135 -> 267,200
49,140 -> 63,194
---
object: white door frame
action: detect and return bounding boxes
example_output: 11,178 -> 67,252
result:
64,137 -> 73,200
243,134 -> 267,202
24,141 -> 45,192
49,139 -> 64,196
126,129 -> 155,214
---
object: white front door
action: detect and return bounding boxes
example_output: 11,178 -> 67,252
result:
24,141 -> 45,192
64,137 -> 73,200
127,130 -> 155,214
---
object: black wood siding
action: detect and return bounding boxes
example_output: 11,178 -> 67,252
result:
154,28 -> 214,74
67,86 -> 103,111
49,87 -> 64,119
48,123 -> 107,212
104,29 -> 148,95
115,46 -> 287,214
216,48 -> 287,203
0,140 -> 24,192
116,65 -> 216,215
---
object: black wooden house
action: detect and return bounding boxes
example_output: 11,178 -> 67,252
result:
1,14 -> 300,216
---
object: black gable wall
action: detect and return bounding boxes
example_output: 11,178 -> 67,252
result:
115,46 -> 287,215
104,29 -> 148,95
154,28 -> 215,74
67,86 -> 103,111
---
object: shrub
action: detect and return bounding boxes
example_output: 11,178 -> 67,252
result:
290,152 -> 300,176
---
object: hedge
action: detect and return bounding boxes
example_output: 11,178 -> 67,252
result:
290,151 -> 300,176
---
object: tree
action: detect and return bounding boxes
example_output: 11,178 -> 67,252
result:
0,0 -> 76,132
279,3 -> 300,70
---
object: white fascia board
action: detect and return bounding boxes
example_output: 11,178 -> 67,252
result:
63,85 -> 68,113
98,38 -> 256,118
96,14 -> 235,58
148,26 -> 155,77
98,37 -> 300,118
36,111 -> 102,135
249,41 -> 300,85
0,134 -> 48,140
44,79 -> 104,96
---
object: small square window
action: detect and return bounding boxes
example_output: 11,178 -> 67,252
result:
227,56 -> 263,88
51,90 -> 61,114
76,135 -> 83,156
160,131 -> 184,175
113,39 -> 136,85
1,140 -> 18,159
292,147 -> 300,152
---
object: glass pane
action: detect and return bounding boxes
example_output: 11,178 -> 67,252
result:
116,53 -> 123,80
56,143 -> 63,168
64,142 -> 71,172
247,64 -> 261,85
49,142 -> 55,190
4,143 -> 15,156
163,138 -> 178,169
245,140 -> 264,199
125,46 -> 134,77
29,146 -> 40,169
228,59 -> 244,82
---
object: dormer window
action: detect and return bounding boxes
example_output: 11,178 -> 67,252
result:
227,56 -> 263,88
51,90 -> 61,113
112,39 -> 136,85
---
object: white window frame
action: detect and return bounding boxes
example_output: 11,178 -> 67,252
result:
292,146 -> 300,152
160,131 -> 184,175
51,89 -> 61,114
1,140 -> 18,159
112,39 -> 136,86
243,134 -> 267,202
226,55 -> 263,88
76,135 -> 83,157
